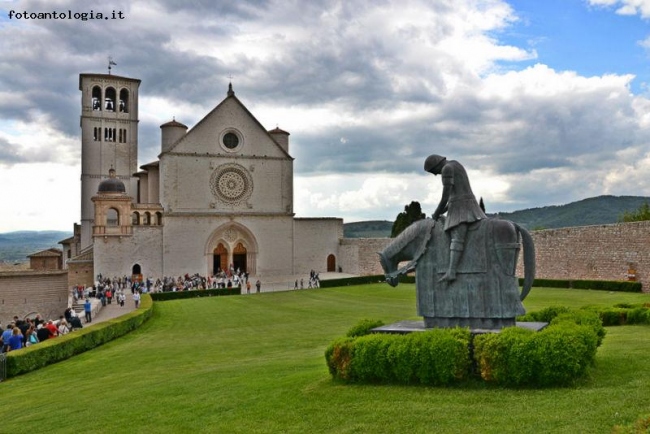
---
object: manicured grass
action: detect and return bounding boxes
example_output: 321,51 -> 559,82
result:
1,285 -> 650,433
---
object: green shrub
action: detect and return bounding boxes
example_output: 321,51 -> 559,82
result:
532,324 -> 598,386
517,305 -> 571,323
624,307 -> 650,325
598,307 -> 628,326
474,320 -> 599,387
517,278 -> 642,292
6,294 -> 153,378
150,287 -> 241,301
351,334 -> 398,382
327,328 -> 471,385
324,337 -> 356,380
346,319 -> 385,337
551,310 -> 606,346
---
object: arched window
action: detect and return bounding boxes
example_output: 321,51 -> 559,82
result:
92,86 -> 102,111
132,212 -> 140,225
93,127 -> 101,141
119,89 -> 129,113
155,212 -> 163,225
143,212 -> 151,225
105,87 -> 116,112
107,208 -> 119,226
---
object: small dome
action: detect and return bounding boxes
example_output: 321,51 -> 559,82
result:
98,169 -> 126,193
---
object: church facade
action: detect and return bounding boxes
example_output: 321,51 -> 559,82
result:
68,73 -> 342,283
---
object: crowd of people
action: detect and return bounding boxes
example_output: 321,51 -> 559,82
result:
0,310 -> 83,353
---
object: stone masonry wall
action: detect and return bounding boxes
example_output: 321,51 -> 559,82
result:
0,270 -> 69,323
517,220 -> 650,289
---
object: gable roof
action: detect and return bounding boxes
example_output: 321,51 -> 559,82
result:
163,84 -> 293,159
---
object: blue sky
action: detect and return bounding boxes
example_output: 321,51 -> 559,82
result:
503,0 -> 650,93
1,0 -> 650,232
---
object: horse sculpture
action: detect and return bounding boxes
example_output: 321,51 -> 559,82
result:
379,216 -> 535,329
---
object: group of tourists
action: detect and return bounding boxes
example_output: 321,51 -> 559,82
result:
294,270 -> 321,289
0,310 -> 84,353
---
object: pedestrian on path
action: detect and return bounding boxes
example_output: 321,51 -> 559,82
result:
84,298 -> 92,323
256,279 -> 261,293
133,291 -> 141,309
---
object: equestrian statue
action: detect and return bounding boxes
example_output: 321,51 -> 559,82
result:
379,155 -> 535,329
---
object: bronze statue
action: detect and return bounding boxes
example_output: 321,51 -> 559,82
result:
379,155 -> 535,329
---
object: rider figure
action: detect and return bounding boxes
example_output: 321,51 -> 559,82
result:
425,154 -> 487,282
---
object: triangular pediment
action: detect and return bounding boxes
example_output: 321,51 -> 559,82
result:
165,90 -> 292,159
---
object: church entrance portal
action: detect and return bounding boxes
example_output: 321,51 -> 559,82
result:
213,243 -> 228,275
233,242 -> 247,273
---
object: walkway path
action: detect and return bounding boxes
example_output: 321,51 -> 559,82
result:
88,272 -> 358,323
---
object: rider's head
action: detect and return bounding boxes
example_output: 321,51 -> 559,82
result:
424,154 -> 446,175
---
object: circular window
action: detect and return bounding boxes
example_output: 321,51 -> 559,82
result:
210,163 -> 254,205
223,132 -> 239,149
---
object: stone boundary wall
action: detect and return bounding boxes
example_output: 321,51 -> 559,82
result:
339,238 -> 391,276
345,220 -> 650,291
0,270 -> 69,323
518,220 -> 650,290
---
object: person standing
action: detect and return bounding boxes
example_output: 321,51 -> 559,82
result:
133,291 -> 141,309
246,280 -> 251,294
255,279 -> 261,293
84,298 -> 92,323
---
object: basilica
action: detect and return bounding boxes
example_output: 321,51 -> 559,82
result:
63,73 -> 343,284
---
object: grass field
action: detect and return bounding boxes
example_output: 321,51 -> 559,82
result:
1,284 -> 650,433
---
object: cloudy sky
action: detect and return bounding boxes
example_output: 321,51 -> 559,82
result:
1,0 -> 650,232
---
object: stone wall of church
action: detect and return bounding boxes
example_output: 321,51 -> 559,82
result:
0,270 -> 69,323
293,218 -> 344,273
94,226 -> 163,279
161,215 -> 295,278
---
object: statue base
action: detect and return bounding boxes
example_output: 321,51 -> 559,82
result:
372,319 -> 548,334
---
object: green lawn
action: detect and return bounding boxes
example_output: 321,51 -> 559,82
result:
1,285 -> 650,433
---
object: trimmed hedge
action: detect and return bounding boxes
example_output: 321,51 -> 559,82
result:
518,277 -> 642,293
5,294 -> 153,378
327,310 -> 604,388
320,274 -> 415,288
326,326 -> 471,385
150,287 -> 241,301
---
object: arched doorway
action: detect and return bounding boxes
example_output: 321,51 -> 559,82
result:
132,264 -> 143,282
233,242 -> 247,273
213,243 -> 228,275
327,254 -> 336,272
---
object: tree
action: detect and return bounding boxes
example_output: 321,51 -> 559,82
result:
619,202 -> 650,222
391,201 -> 426,237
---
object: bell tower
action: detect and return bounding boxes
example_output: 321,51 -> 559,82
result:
78,72 -> 141,250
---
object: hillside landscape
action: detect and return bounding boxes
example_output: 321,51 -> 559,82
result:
343,195 -> 650,237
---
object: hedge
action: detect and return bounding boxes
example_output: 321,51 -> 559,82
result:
150,287 -> 241,301
5,294 -> 153,378
518,278 -> 642,293
326,326 -> 471,385
327,310 -> 604,388
320,275 -> 640,292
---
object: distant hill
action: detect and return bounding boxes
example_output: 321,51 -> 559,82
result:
0,231 -> 72,263
343,195 -> 650,237
489,195 -> 650,230
343,220 -> 393,238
